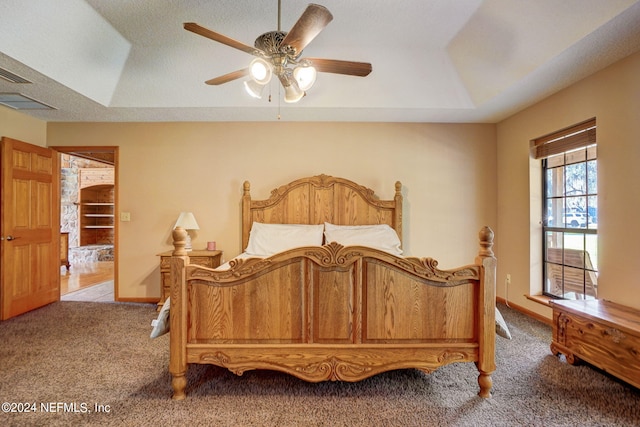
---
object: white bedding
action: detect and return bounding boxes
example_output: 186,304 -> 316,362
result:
323,222 -> 403,255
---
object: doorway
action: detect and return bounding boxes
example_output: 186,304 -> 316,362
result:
52,147 -> 118,302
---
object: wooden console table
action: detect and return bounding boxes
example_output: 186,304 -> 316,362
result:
550,299 -> 640,389
157,249 -> 222,309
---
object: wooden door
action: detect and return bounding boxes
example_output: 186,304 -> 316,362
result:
1,137 -> 60,320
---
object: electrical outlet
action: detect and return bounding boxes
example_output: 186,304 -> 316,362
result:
506,274 -> 511,285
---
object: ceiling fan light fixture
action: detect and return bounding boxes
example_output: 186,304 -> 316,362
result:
249,58 -> 272,85
293,65 -> 317,91
243,80 -> 265,99
283,80 -> 305,103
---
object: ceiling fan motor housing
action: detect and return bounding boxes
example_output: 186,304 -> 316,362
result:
254,31 -> 299,58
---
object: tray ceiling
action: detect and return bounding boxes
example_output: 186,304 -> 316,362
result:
1,0 -> 640,123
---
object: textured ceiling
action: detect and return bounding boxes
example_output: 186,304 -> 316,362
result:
1,0 -> 640,123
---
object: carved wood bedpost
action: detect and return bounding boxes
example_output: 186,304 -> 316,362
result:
476,226 -> 496,398
241,180 -> 251,252
394,181 -> 403,244
169,227 -> 189,400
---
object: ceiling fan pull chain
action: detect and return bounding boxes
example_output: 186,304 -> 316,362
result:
277,83 -> 281,120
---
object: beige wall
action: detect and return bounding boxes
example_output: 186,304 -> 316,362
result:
496,51 -> 640,316
0,107 -> 47,146
9,51 -> 639,316
47,122 -> 497,301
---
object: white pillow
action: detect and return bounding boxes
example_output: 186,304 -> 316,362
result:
323,223 -> 403,256
150,297 -> 170,339
245,222 -> 324,256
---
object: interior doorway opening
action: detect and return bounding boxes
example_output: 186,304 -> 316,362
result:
53,147 -> 118,302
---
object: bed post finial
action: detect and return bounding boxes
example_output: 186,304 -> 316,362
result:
172,227 -> 188,256
242,181 -> 252,251
393,181 -> 403,244
478,226 -> 494,258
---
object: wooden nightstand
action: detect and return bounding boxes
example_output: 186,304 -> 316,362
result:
157,249 -> 222,309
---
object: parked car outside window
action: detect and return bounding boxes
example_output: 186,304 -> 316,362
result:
564,212 -> 587,228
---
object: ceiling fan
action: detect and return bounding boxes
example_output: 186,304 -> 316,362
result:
184,2 -> 372,103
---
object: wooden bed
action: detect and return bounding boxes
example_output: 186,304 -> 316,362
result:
168,174 -> 497,399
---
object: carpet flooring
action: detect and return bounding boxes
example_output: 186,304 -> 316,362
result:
0,301 -> 638,426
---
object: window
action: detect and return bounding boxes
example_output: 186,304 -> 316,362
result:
532,119 -> 597,300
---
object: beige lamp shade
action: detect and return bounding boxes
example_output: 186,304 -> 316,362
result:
174,212 -> 199,251
174,212 -> 199,230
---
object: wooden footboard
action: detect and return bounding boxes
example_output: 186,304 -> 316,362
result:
169,226 -> 496,400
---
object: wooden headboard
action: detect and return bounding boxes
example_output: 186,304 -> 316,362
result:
241,174 -> 403,251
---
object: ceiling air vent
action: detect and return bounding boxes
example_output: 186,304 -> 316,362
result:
0,93 -> 55,110
0,67 -> 31,84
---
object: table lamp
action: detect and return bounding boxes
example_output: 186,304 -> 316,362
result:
174,212 -> 199,251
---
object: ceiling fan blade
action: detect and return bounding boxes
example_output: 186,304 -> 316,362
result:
205,68 -> 250,85
184,22 -> 262,56
303,58 -> 372,77
281,4 -> 333,56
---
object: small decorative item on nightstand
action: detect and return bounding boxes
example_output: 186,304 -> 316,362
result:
156,249 -> 222,310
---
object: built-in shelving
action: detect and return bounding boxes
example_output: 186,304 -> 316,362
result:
78,168 -> 115,246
